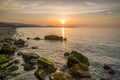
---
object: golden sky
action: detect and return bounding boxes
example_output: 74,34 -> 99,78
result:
0,0 -> 120,27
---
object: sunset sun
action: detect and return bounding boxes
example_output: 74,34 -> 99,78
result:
61,19 -> 66,25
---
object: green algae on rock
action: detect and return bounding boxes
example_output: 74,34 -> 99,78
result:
45,35 -> 66,41
14,39 -> 25,47
0,54 -> 9,64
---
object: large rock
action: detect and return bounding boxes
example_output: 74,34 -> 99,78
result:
0,54 -> 9,64
14,39 -> 25,47
0,44 -> 15,54
103,64 -> 115,74
67,51 -> 89,68
22,53 -> 39,63
38,57 -> 57,73
45,35 -> 65,41
49,72 -> 72,80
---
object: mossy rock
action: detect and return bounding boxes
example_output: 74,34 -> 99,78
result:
14,39 -> 25,47
38,57 -> 57,73
0,54 -> 9,64
49,72 -> 72,80
8,65 -> 19,72
69,64 -> 90,78
67,51 -> 89,68
0,44 -> 15,54
45,35 -> 64,41
0,61 -> 13,69
22,53 -> 39,62
34,70 -> 45,80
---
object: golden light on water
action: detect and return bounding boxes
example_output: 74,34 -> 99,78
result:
62,27 -> 64,38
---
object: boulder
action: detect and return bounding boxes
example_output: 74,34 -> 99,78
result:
103,64 -> 115,74
38,57 -> 57,73
34,70 -> 45,80
14,59 -> 20,64
67,51 -> 89,68
64,52 -> 70,57
0,54 -> 9,64
45,35 -> 65,41
22,53 -> 39,62
0,61 -> 13,69
14,39 -> 25,47
8,65 -> 19,72
0,44 -> 15,54
49,72 -> 72,80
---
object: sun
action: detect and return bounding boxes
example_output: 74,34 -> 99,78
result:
61,19 -> 66,25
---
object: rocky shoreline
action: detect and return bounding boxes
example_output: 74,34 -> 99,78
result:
0,35 -> 116,80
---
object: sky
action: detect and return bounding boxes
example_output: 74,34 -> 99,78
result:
0,0 -> 120,27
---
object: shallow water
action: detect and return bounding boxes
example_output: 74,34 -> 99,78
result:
1,27 -> 120,80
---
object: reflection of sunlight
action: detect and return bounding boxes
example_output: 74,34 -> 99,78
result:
62,27 -> 64,38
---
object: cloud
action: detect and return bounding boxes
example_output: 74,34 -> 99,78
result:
0,0 -> 120,14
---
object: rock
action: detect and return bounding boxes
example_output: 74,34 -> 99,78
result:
0,69 -> 10,79
100,78 -> 108,80
64,52 -> 70,57
14,59 -> 20,64
103,64 -> 115,74
24,64 -> 36,71
49,72 -> 72,80
34,70 -> 45,80
17,52 -> 23,56
14,39 -> 25,47
34,37 -> 41,40
38,57 -> 57,73
67,51 -> 89,68
27,37 -> 30,40
69,64 -> 90,78
0,61 -> 13,69
0,54 -> 9,64
22,53 -> 39,62
8,65 -> 19,72
1,44 -> 15,54
31,47 -> 37,49
45,35 -> 65,41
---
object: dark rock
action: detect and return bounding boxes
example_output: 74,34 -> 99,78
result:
60,65 -> 67,72
100,78 -> 108,80
14,59 -> 20,64
17,52 -> 23,56
67,51 -> 89,68
0,69 -> 10,79
27,37 -> 30,40
64,52 -> 70,57
1,44 -> 15,55
0,54 -> 9,64
31,47 -> 37,49
49,72 -> 72,80
0,61 -> 13,69
45,35 -> 65,41
14,39 -> 25,47
22,53 -> 39,62
8,65 -> 19,72
103,64 -> 115,74
34,70 -> 45,80
24,64 -> 36,71
34,37 -> 41,40
38,57 -> 57,73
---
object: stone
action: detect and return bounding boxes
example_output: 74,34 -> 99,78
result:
38,57 -> 57,73
17,52 -> 23,56
45,35 -> 64,41
31,47 -> 37,49
24,64 -> 36,71
34,37 -> 41,40
1,44 -> 15,54
64,52 -> 70,57
34,70 -> 45,80
14,59 -> 20,64
0,54 -> 9,64
49,72 -> 72,80
0,61 -> 13,69
14,39 -> 25,47
67,51 -> 89,68
8,65 -> 19,72
103,64 -> 115,74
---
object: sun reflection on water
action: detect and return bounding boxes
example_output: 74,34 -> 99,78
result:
62,27 -> 64,38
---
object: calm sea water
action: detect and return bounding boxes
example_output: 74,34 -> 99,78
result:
1,27 -> 120,80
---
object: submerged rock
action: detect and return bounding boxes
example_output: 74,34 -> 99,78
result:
0,44 -> 15,55
22,53 -> 39,62
45,35 -> 66,41
14,39 -> 25,47
103,64 -> 115,74
24,64 -> 36,71
0,54 -> 9,64
38,57 -> 57,73
14,59 -> 20,64
49,72 -> 72,80
64,52 -> 70,57
34,37 -> 41,40
17,52 -> 23,56
8,65 -> 19,72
